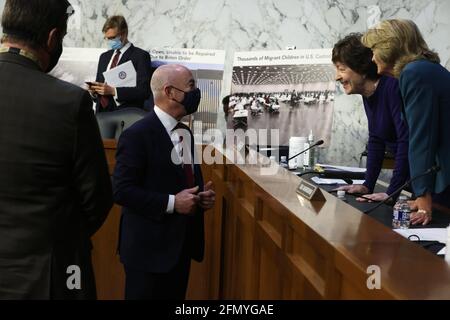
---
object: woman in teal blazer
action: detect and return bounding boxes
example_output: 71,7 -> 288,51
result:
363,19 -> 450,226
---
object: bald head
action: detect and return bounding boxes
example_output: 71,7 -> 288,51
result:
150,64 -> 197,120
151,64 -> 192,100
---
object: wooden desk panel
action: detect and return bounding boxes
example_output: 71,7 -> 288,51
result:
91,140 -> 124,300
91,204 -> 125,300
94,143 -> 450,300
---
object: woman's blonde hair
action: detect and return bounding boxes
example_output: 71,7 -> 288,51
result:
362,19 -> 440,77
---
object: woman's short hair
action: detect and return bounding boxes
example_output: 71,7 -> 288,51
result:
102,15 -> 128,36
362,19 -> 440,77
332,33 -> 380,80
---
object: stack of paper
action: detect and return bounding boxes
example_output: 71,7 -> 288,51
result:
315,164 -> 367,173
311,177 -> 365,185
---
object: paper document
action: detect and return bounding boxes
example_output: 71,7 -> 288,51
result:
311,177 -> 365,185
316,164 -> 366,173
103,61 -> 137,88
394,228 -> 448,244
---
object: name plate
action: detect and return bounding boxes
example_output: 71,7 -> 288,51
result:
296,180 -> 325,202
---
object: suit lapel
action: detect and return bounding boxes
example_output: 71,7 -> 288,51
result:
99,50 -> 114,82
118,44 -> 135,65
102,50 -> 114,70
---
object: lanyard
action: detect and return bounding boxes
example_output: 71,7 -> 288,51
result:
0,46 -> 40,65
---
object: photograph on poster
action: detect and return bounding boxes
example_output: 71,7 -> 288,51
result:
229,49 -> 336,147
150,48 -> 225,132
50,47 -> 106,89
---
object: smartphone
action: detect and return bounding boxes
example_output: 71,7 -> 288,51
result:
85,81 -> 95,86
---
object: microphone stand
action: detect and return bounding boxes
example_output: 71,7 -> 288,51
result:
288,140 -> 324,162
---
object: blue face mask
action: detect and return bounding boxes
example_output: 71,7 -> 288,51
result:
108,37 -> 123,51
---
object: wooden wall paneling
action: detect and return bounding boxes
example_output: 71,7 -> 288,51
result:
207,166 -> 227,299
234,177 -> 257,300
220,173 -> 239,299
333,246 -> 394,300
255,195 -> 284,300
95,145 -> 450,300
91,204 -> 125,300
92,140 -> 124,300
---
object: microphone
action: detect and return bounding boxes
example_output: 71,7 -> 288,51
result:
288,140 -> 324,162
363,165 -> 441,214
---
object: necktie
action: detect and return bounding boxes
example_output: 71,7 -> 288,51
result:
173,123 -> 195,188
100,50 -> 121,109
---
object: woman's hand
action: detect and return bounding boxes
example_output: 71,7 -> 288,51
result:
356,192 -> 389,203
410,193 -> 433,226
336,184 -> 369,195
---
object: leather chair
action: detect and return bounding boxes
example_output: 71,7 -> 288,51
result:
96,107 -> 147,140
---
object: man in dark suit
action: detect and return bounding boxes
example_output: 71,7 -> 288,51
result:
113,64 -> 216,300
88,15 -> 152,113
0,0 -> 113,299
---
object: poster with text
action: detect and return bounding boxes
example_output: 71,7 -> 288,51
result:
230,49 -> 336,146
150,48 -> 226,132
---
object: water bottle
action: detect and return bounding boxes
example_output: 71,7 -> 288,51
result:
445,226 -> 450,263
392,196 -> 411,229
280,156 -> 289,169
303,141 -> 310,169
303,130 -> 315,169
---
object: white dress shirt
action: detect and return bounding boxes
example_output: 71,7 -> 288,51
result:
106,42 -> 132,106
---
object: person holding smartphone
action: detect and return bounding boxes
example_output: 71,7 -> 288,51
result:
88,15 -> 152,113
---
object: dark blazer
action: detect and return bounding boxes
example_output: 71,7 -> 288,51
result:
0,52 -> 113,299
95,44 -> 152,113
113,111 -> 205,273
399,60 -> 450,197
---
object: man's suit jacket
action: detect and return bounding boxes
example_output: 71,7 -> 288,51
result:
95,44 -> 152,113
113,112 -> 205,273
0,52 -> 113,299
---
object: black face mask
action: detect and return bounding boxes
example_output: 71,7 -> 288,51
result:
171,87 -> 202,115
45,38 -> 63,73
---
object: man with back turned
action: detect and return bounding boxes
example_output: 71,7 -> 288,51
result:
0,0 -> 113,299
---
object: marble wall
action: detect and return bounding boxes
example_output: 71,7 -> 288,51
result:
1,0 -> 450,167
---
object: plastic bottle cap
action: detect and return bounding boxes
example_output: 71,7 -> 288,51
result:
337,191 -> 346,198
